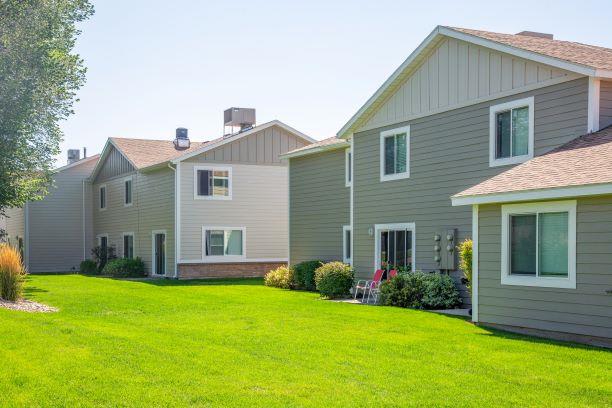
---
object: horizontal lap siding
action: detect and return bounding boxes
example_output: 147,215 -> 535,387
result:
478,198 -> 612,338
2,208 -> 25,247
353,78 -> 588,280
600,80 -> 612,129
289,149 -> 349,264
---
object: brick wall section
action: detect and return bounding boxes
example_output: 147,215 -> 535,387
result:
178,262 -> 286,279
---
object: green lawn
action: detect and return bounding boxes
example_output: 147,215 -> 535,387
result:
0,275 -> 610,407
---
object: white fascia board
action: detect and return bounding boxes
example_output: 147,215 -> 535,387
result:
172,120 -> 316,164
87,138 -> 139,182
280,141 -> 349,159
451,183 -> 612,206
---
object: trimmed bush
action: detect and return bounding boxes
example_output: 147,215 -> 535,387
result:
457,239 -> 473,294
102,257 -> 146,278
380,271 -> 461,310
314,262 -> 354,299
292,260 -> 322,291
264,265 -> 294,289
79,259 -> 98,275
0,244 -> 26,301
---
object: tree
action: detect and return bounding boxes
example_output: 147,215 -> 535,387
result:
0,0 -> 94,223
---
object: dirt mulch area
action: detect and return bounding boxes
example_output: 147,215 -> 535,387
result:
0,298 -> 58,313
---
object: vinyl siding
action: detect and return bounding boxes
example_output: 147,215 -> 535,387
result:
362,37 -> 579,132
353,78 -> 588,285
2,207 -> 25,247
94,145 -> 135,183
289,148 -> 350,264
478,197 -> 612,338
27,159 -> 97,273
600,80 -> 612,129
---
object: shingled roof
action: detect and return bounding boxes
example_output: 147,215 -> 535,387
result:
452,126 -> 612,205
109,138 -> 207,169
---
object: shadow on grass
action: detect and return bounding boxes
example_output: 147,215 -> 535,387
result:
80,275 -> 265,287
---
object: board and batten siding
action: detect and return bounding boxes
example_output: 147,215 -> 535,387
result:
600,80 -> 612,130
94,145 -> 135,183
27,159 -> 97,273
289,148 -> 350,264
478,197 -> 612,338
194,126 -> 309,165
353,78 -> 589,280
361,36 -> 580,133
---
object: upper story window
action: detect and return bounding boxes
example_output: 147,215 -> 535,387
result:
203,227 -> 245,259
380,126 -> 410,182
345,148 -> 352,187
99,185 -> 107,210
124,177 -> 133,206
489,96 -> 534,167
194,166 -> 232,200
501,200 -> 576,289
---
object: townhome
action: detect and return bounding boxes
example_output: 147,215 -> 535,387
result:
284,26 -> 612,341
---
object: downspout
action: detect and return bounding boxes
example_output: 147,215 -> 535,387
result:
82,179 -> 86,261
168,162 -> 179,279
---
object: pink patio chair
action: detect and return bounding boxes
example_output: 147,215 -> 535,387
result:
367,269 -> 397,304
354,269 -> 383,302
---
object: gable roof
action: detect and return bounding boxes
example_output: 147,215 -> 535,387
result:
109,138 -> 206,169
281,137 -> 348,159
338,25 -> 612,138
452,126 -> 612,205
53,154 -> 100,174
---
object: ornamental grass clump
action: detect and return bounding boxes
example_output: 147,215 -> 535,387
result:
0,244 -> 26,301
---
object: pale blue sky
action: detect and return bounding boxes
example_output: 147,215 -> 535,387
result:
58,0 -> 612,165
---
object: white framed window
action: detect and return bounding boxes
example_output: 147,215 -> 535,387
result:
343,225 -> 352,264
202,226 -> 246,261
380,126 -> 410,182
96,234 -> 109,253
374,223 -> 415,271
345,148 -> 352,187
124,176 -> 133,207
501,200 -> 576,289
122,232 -> 134,259
194,166 -> 232,200
152,230 -> 166,276
99,184 -> 107,210
489,96 -> 534,167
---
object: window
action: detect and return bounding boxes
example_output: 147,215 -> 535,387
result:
122,233 -> 134,259
194,166 -> 232,200
375,223 -> 415,271
99,185 -> 107,210
380,126 -> 410,181
343,225 -> 352,264
345,148 -> 352,187
124,177 -> 132,206
152,231 -> 166,275
489,97 -> 534,167
202,227 -> 245,259
501,201 -> 576,289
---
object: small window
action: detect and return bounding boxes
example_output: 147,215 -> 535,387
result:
203,227 -> 244,258
123,233 -> 134,259
501,201 -> 576,288
194,167 -> 232,199
380,126 -> 410,182
99,185 -> 107,210
124,178 -> 132,206
343,225 -> 352,264
489,97 -> 534,167
345,148 -> 352,187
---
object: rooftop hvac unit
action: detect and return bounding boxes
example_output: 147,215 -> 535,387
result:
67,149 -> 81,164
224,107 -> 256,133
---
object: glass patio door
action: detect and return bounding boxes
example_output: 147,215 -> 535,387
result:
153,232 -> 166,276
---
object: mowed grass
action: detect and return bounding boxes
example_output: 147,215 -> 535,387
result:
0,275 -> 610,407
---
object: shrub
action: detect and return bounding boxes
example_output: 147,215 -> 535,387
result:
314,262 -> 354,299
292,260 -> 322,291
0,244 -> 26,301
79,259 -> 98,275
380,271 -> 460,310
102,257 -> 146,278
457,239 -> 473,294
91,245 -> 117,271
264,265 -> 294,289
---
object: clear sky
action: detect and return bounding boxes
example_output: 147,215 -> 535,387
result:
57,0 -> 612,166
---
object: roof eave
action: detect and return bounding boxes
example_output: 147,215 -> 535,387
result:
280,141 -> 349,159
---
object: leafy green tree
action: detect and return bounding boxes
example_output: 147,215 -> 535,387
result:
0,0 -> 94,223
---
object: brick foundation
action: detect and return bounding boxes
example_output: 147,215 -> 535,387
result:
178,262 -> 286,279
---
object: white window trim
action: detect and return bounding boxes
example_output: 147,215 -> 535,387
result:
345,148 -> 352,188
343,225 -> 352,265
123,176 -> 133,207
193,165 -> 232,200
99,184 -> 107,211
96,233 -> 109,247
380,125 -> 410,182
501,200 -> 576,289
121,232 -> 135,258
489,96 -> 535,167
201,226 -> 246,262
374,222 -> 416,270
151,230 -> 167,276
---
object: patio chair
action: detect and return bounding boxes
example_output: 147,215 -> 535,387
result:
354,269 -> 383,302
366,269 -> 397,304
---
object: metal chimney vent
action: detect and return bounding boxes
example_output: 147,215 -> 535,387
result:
224,108 -> 256,134
67,149 -> 80,164
174,127 -> 190,149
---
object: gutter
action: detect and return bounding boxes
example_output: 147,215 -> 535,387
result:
167,162 -> 179,279
280,141 -> 349,160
